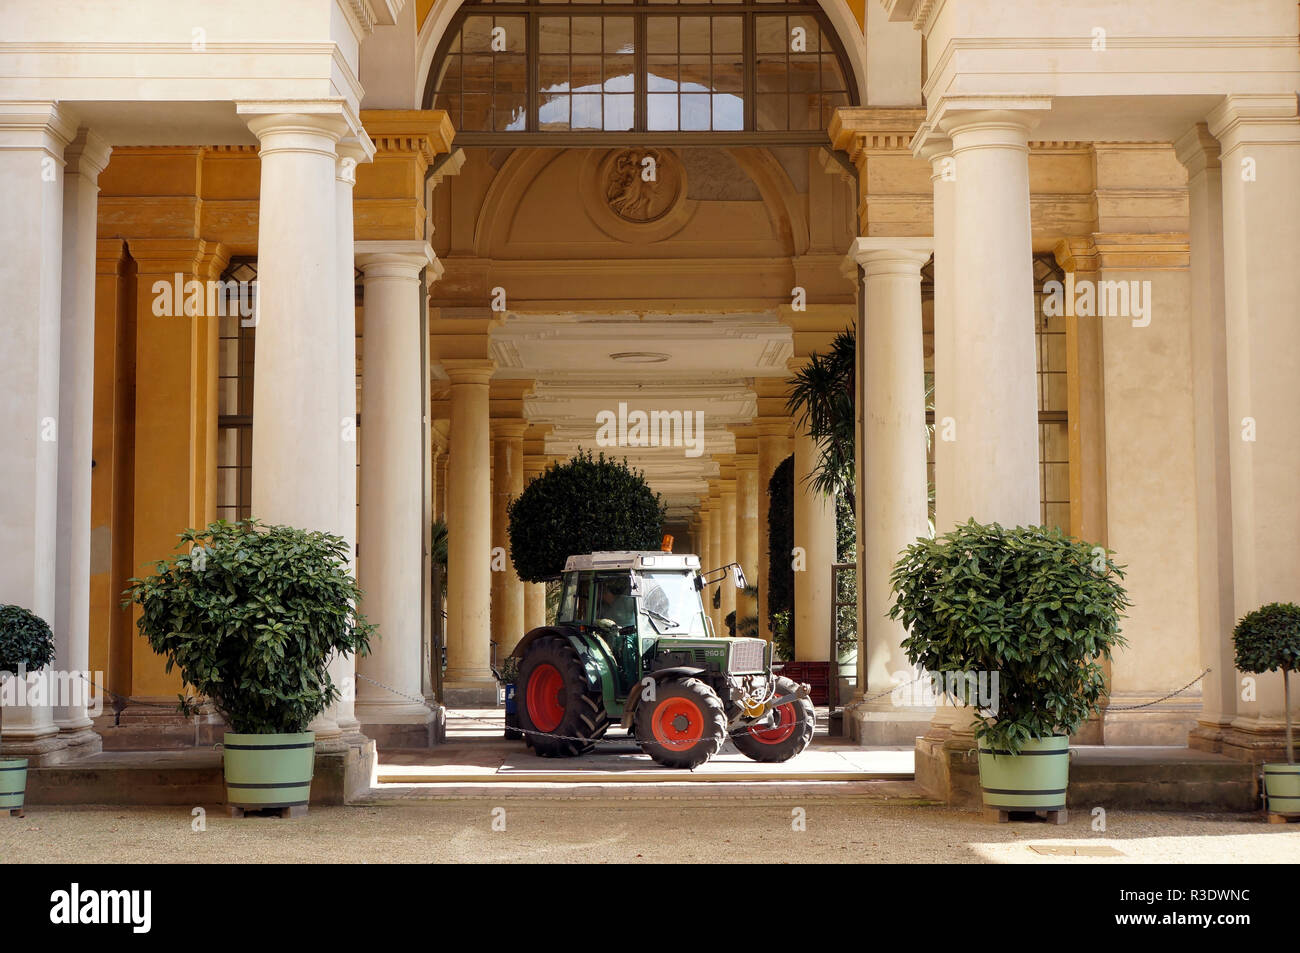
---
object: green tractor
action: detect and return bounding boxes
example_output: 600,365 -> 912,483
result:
508,551 -> 815,769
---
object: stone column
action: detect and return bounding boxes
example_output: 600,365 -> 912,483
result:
321,135 -> 372,747
442,360 -> 499,706
708,485 -> 724,631
52,128 -> 112,757
732,434 -> 760,637
755,418 -> 791,641
937,108 -> 1042,527
697,501 -> 713,631
491,419 -> 527,658
917,133 -> 958,533
522,454 -> 547,633
846,238 -> 935,743
352,242 -> 438,745
718,462 -> 738,630
0,102 -> 74,761
1208,95 -> 1300,759
240,105 -> 346,533
789,359 -> 837,662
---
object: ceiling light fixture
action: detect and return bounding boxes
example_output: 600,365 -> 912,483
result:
610,351 -> 670,364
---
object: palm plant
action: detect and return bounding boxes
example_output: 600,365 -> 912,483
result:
785,327 -> 855,507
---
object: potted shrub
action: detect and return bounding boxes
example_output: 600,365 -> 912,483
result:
126,519 -> 372,817
1232,602 -> 1300,817
0,605 -> 56,817
890,520 -> 1129,820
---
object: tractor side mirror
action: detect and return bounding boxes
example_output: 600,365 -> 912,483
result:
733,565 -> 747,589
629,572 -> 641,596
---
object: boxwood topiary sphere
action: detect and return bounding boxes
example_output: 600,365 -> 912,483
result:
1234,602 -> 1300,675
0,604 -> 56,675
507,450 -> 666,583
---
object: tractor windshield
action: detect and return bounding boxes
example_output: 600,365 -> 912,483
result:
639,572 -> 709,638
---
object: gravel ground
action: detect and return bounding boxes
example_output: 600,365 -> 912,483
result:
3,800 -> 1298,864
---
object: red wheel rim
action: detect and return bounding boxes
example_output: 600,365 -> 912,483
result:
525,663 -> 565,732
650,697 -> 703,750
748,702 -> 796,745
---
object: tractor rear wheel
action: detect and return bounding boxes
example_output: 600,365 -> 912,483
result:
634,677 -> 726,769
731,676 -> 815,763
517,635 -> 609,757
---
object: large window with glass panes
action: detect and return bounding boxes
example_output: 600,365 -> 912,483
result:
424,0 -> 857,139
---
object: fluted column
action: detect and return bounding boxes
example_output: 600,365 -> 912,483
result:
353,241 -> 438,746
52,128 -> 112,757
847,238 -> 935,743
442,360 -> 498,706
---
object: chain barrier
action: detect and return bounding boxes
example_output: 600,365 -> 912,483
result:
1104,668 -> 1211,711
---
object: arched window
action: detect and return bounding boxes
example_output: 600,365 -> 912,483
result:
423,0 -> 859,143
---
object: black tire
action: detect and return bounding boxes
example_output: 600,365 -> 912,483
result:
731,676 -> 815,763
634,677 -> 726,769
517,635 -> 609,757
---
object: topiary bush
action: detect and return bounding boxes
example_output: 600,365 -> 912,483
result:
124,519 -> 373,734
767,454 -> 795,638
1233,602 -> 1300,763
889,520 -> 1129,754
507,450 -> 666,583
0,604 -> 56,743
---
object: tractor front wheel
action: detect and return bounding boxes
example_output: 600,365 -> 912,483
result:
634,677 -> 726,769
731,676 -> 815,763
517,636 -> 609,757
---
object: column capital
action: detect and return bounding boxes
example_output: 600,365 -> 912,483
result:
64,128 -> 112,180
0,101 -> 78,156
442,358 -> 497,385
355,240 -> 439,281
1052,236 -> 1100,274
1088,233 -> 1190,272
936,100 -> 1052,151
1173,123 -> 1221,176
337,131 -> 376,184
490,418 -> 529,440
237,101 -> 356,149
95,238 -> 128,276
1207,94 -> 1300,155
755,418 -> 794,440
829,106 -> 929,171
847,237 -> 933,277
127,237 -> 230,279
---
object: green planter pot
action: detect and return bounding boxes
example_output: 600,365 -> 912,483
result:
978,735 -> 1070,812
1263,762 -> 1300,816
0,758 -> 28,814
222,732 -> 315,812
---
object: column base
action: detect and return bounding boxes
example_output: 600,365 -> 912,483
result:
914,730 -> 981,808
55,724 -> 103,759
1102,692 -> 1200,745
843,700 -> 934,745
311,736 -> 378,804
91,698 -> 227,750
355,699 -> 445,750
441,674 -> 501,708
0,725 -> 73,765
1191,715 -> 1300,764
